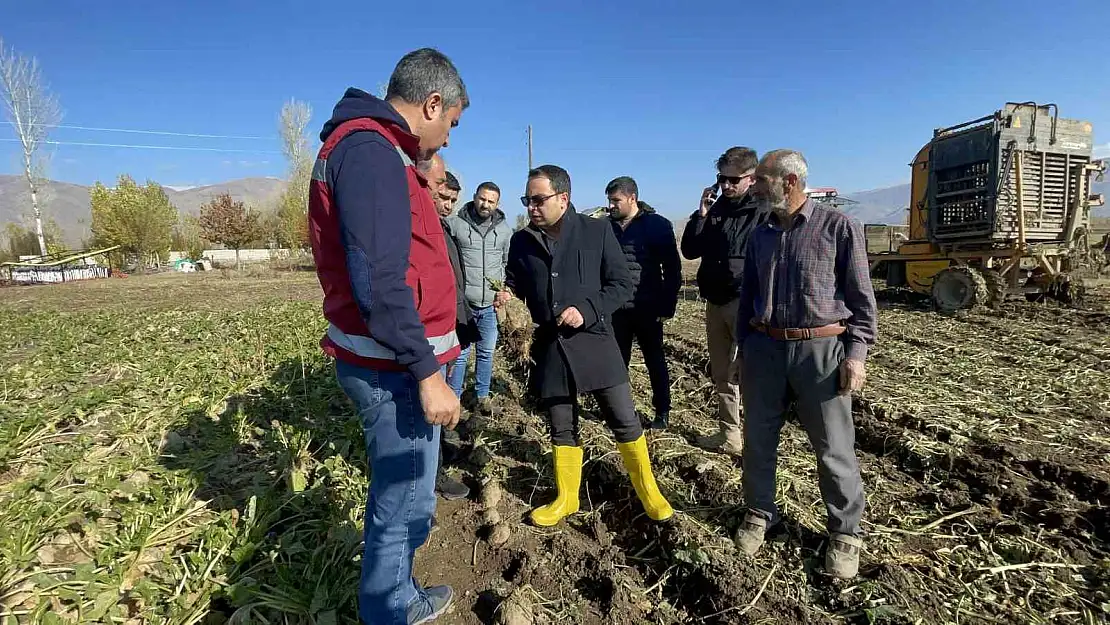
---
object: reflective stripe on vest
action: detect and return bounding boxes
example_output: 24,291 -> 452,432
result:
327,324 -> 458,359
312,144 -> 413,183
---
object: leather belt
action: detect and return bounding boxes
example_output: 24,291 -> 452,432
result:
752,321 -> 846,341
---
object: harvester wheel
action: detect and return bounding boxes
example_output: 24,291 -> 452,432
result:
931,266 -> 987,312
981,269 -> 1006,309
1048,275 -> 1085,305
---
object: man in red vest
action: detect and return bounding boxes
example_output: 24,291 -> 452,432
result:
308,48 -> 467,625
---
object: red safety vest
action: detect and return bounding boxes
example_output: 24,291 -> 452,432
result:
308,117 -> 459,371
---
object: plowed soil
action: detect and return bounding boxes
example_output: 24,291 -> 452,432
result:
1,272 -> 1106,624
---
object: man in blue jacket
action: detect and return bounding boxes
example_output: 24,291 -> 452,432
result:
606,176 -> 681,429
308,48 -> 467,625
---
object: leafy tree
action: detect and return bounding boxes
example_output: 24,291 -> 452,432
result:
274,186 -> 309,250
198,193 -> 261,270
90,175 -> 177,270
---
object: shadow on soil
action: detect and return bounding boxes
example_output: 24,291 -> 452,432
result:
160,358 -> 369,623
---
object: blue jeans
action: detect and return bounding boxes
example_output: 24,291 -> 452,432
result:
335,360 -> 440,625
448,305 -> 498,399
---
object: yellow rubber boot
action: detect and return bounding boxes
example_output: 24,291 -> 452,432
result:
530,445 -> 584,527
617,435 -> 674,522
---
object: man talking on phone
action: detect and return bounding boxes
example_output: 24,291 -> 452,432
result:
680,147 -> 768,455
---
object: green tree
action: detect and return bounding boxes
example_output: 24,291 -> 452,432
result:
274,186 -> 309,250
198,193 -> 261,270
89,175 -> 177,269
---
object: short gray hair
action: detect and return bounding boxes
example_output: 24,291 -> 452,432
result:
387,48 -> 469,109
762,149 -> 808,188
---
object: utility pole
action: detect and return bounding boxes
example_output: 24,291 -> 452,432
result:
527,125 -> 533,171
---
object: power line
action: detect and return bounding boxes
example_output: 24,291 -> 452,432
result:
2,120 -> 274,140
0,138 -> 281,154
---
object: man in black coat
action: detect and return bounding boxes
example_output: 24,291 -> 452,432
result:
495,164 -> 673,527
605,176 -> 681,430
680,147 -> 769,455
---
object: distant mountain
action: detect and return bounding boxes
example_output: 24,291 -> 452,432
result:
0,175 -> 287,245
840,184 -> 912,224
0,177 -> 94,244
170,178 -> 286,216
842,178 -> 1110,224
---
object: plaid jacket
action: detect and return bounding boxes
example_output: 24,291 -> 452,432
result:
737,199 -> 877,360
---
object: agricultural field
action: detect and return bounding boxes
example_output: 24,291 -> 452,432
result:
0,271 -> 1108,624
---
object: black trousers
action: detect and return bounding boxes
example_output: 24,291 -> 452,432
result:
543,381 -> 642,446
611,310 -> 671,415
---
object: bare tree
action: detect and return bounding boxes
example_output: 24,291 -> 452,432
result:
0,38 -> 62,257
278,98 -> 312,167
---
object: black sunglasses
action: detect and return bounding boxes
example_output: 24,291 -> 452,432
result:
717,173 -> 753,185
520,192 -> 560,208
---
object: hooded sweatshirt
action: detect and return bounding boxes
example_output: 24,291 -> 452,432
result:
308,88 -> 458,380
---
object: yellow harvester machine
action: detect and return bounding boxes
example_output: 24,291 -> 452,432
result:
872,102 -> 1106,311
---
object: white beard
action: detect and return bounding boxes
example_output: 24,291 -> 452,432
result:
769,197 -> 790,222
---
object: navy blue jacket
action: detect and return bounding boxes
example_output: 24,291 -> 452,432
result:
609,201 -> 681,318
321,89 -> 438,378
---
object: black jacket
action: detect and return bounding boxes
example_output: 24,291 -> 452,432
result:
609,201 -> 681,318
680,194 -> 769,305
505,206 -> 633,398
442,217 -> 480,349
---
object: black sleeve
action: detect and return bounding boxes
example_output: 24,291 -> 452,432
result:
680,210 -> 704,260
571,222 -> 633,328
737,232 -> 759,343
657,217 -> 682,318
504,231 -> 523,298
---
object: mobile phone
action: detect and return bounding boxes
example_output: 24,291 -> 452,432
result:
707,183 -> 720,203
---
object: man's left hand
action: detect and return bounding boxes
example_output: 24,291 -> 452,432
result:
556,306 -> 584,328
839,358 -> 866,395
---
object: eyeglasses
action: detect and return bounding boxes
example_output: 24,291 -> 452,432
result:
520,192 -> 560,208
717,173 -> 754,185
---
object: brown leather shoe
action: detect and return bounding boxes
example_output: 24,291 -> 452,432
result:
826,533 -> 863,579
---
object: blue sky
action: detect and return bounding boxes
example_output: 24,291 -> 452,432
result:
2,0 -> 1108,219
